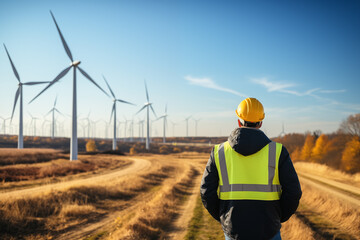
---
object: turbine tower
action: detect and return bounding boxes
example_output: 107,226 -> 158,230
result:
46,97 -> 63,139
135,81 -> 157,150
28,112 -> 39,137
4,44 -> 48,148
103,76 -> 134,150
170,120 -> 178,137
157,104 -> 168,143
30,11 -> 109,160
193,118 -> 201,137
279,123 -> 285,137
0,117 -> 10,135
185,115 -> 192,137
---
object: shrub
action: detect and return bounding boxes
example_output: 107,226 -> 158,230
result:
159,145 -> 170,154
129,147 -> 137,155
86,140 -> 97,152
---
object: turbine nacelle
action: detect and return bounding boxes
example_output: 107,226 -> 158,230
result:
145,102 -> 152,106
71,60 -> 81,67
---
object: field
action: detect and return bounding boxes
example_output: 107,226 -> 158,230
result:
1,146 -> 360,240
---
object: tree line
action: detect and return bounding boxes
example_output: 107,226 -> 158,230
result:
273,113 -> 360,173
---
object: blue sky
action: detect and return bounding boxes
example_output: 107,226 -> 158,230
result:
0,0 -> 359,138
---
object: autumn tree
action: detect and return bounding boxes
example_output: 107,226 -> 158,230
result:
272,133 -> 306,155
338,113 -> 360,137
291,147 -> 302,161
301,134 -> 315,161
341,136 -> 360,173
311,134 -> 328,163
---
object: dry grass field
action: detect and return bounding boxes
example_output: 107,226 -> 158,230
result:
0,148 -> 359,240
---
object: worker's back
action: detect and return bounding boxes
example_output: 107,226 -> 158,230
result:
200,127 -> 302,240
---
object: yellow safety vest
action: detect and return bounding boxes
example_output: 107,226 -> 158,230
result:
214,141 -> 282,201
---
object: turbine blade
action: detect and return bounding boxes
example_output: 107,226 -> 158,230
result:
116,99 -> 135,106
23,81 -> 49,85
103,75 -> 116,99
110,103 -> 115,122
50,11 -> 73,62
3,44 -> 20,82
156,116 -> 164,121
144,80 -> 149,102
29,66 -> 71,103
11,87 -> 21,121
165,104 -> 167,114
135,105 -> 147,115
150,105 -> 157,118
45,109 -> 53,116
54,96 -> 57,107
54,108 -> 64,116
78,67 -> 110,97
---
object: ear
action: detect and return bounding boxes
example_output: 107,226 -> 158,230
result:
238,119 -> 242,127
258,122 -> 263,128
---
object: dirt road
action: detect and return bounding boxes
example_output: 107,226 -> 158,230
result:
0,157 -> 151,200
298,171 -> 360,207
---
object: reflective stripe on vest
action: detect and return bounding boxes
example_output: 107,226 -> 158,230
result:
215,141 -> 282,200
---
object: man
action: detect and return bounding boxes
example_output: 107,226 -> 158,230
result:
200,97 -> 302,240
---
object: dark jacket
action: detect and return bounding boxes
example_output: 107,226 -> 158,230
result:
200,128 -> 302,240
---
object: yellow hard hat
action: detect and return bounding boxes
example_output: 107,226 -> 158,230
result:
235,97 -> 265,122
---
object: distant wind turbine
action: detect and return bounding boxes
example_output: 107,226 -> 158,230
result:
46,97 -> 63,139
170,120 -> 178,137
185,115 -> 192,137
137,118 -> 145,141
135,81 -> 157,150
3,44 -> 49,148
0,117 -> 10,135
28,112 -> 39,136
82,111 -> 92,138
279,123 -> 285,137
29,11 -> 109,160
157,104 -> 168,143
103,76 -> 135,150
193,118 -> 201,137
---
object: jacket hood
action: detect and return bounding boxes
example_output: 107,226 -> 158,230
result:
228,127 -> 271,156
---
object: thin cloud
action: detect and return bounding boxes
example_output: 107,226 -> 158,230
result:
319,89 -> 346,94
185,75 -> 247,97
251,77 -> 345,100
251,77 -> 295,93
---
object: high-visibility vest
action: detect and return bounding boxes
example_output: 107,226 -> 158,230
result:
214,141 -> 282,201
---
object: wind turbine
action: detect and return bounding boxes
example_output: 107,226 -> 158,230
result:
123,117 -> 130,142
157,104 -> 168,143
0,117 -> 10,135
42,119 -> 51,136
103,76 -> 134,150
46,97 -> 63,139
170,120 -> 178,137
193,118 -> 201,137
138,118 -> 145,142
28,112 -> 39,136
185,115 -> 192,137
135,81 -> 157,150
30,11 -> 109,160
82,111 -> 92,139
279,123 -> 285,137
4,44 -> 49,148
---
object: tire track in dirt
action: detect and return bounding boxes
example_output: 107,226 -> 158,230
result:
166,163 -> 204,240
297,174 -> 360,240
298,174 -> 360,208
